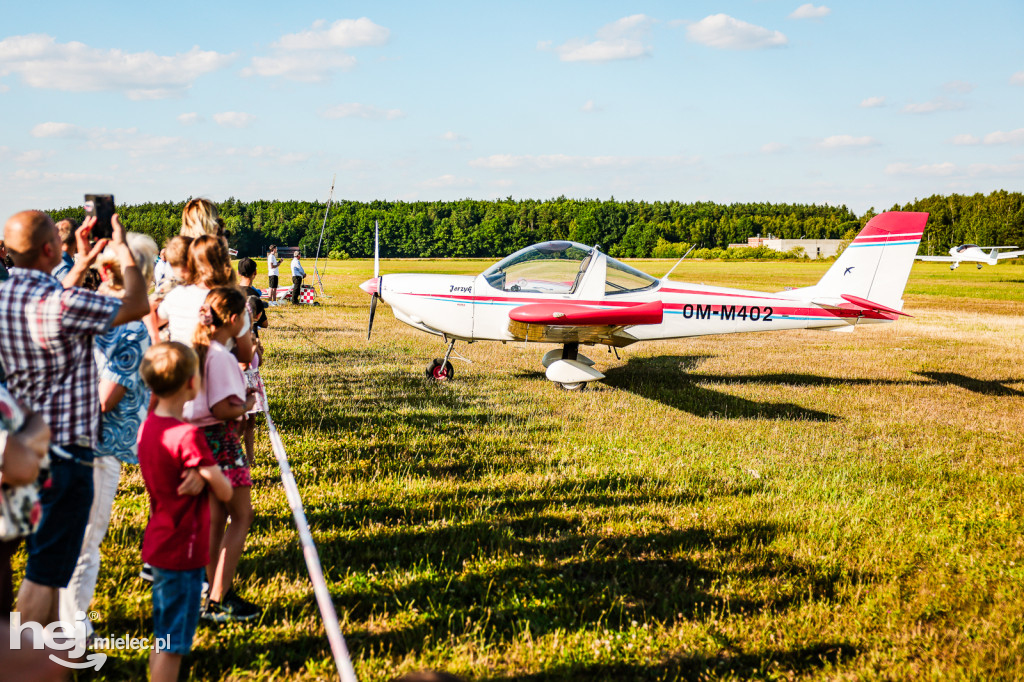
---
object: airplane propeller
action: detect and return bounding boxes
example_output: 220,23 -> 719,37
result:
366,220 -> 380,340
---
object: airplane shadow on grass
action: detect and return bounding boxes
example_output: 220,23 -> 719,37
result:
917,371 -> 1024,397
601,355 -> 840,421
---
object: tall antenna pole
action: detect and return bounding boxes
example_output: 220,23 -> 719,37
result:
313,175 -> 336,297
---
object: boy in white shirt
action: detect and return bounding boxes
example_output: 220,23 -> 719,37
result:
290,251 -> 305,305
266,246 -> 279,302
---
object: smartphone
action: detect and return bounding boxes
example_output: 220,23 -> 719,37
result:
84,194 -> 115,240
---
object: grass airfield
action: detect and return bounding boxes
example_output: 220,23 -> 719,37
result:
76,258 -> 1023,680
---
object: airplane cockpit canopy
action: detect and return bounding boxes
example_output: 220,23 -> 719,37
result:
482,241 -> 658,295
956,244 -> 979,252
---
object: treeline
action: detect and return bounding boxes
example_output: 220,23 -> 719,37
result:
897,191 -> 1024,255
47,191 -> 1022,259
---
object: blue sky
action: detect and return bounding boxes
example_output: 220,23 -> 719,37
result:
1,1 -> 1022,222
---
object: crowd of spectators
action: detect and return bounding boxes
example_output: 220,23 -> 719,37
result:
0,198 -> 274,681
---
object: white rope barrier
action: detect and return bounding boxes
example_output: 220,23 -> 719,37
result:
262,405 -> 358,682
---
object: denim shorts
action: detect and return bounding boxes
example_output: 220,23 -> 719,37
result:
24,447 -> 95,588
151,566 -> 205,656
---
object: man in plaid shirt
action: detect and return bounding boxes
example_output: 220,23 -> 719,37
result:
0,210 -> 150,627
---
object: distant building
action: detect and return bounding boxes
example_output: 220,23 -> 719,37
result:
726,236 -> 844,259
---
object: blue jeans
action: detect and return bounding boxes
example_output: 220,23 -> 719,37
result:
24,446 -> 94,588
151,566 -> 204,656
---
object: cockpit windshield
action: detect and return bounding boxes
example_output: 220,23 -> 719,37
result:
956,244 -> 979,252
483,241 -> 593,294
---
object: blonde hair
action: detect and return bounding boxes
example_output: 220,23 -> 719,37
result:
187,235 -> 235,288
140,342 -> 198,398
95,232 -> 158,294
164,235 -> 193,268
180,198 -> 224,239
192,287 -> 246,368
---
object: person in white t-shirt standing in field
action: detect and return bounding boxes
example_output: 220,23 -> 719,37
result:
290,251 -> 305,305
266,245 -> 280,302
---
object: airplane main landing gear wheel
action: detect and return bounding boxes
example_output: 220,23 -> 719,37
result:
426,359 -> 455,381
558,381 -> 588,392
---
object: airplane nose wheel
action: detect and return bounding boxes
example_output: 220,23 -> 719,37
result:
426,359 -> 455,381
426,339 -> 458,382
555,343 -> 588,390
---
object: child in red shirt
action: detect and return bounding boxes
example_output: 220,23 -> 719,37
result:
138,342 -> 232,682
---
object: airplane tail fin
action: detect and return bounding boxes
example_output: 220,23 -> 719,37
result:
798,212 -> 928,311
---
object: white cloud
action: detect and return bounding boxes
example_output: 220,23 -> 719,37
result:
0,34 -> 232,99
221,146 -> 310,164
420,174 -> 476,189
553,14 -> 655,62
943,80 -> 975,94
903,97 -> 964,114
760,142 -> 788,154
860,96 -> 885,108
245,52 -> 356,81
213,112 -> 255,128
322,103 -> 404,120
30,122 -> 87,138
441,131 -> 470,150
244,18 -> 389,81
12,169 -> 99,182
789,4 -> 831,19
89,128 -> 182,157
581,100 -> 603,113
468,153 -> 697,171
15,149 -> 54,164
982,128 -> 1024,145
967,163 -> 1023,177
885,162 -> 955,176
686,14 -> 787,50
177,112 -> 203,125
1011,71 -> 1024,86
951,134 -> 980,145
273,17 -> 390,51
819,135 -> 878,149
949,128 -> 1024,146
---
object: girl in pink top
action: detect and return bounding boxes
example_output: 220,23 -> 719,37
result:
187,287 -> 261,621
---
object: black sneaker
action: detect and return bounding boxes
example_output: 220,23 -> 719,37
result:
202,589 -> 261,623
139,564 -> 153,583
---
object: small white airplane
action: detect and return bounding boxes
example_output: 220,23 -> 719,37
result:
360,212 -> 929,390
916,244 -> 1024,270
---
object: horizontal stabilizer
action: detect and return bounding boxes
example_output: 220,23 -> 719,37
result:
840,294 -> 912,317
509,300 -> 663,326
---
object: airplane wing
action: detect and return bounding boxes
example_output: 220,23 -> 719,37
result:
507,300 -> 663,344
915,255 -> 956,262
995,250 -> 1024,260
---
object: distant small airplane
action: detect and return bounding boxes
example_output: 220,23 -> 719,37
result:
916,244 -> 1024,270
361,212 -> 928,390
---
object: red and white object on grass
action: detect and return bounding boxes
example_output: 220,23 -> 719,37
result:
358,212 -> 929,390
261,286 -> 315,304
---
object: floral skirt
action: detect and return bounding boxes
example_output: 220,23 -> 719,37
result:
201,423 -> 251,488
